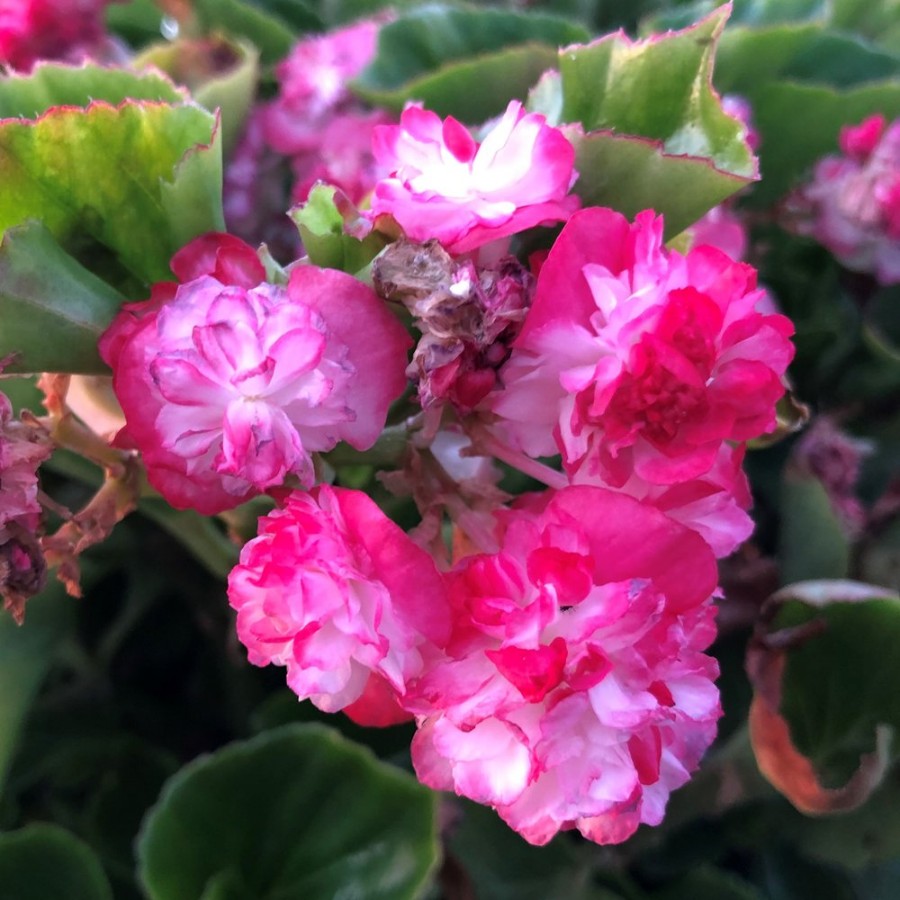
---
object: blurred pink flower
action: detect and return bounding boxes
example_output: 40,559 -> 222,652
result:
0,0 -> 121,70
99,233 -> 410,514
262,19 -> 381,156
370,101 -> 579,255
795,114 -> 900,283
409,485 -> 720,845
228,485 -> 450,714
491,207 -> 794,489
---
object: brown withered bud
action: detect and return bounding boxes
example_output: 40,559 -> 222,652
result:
373,239 -> 534,413
0,525 -> 47,624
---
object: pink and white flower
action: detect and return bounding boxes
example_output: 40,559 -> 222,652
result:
99,233 -> 411,514
490,207 -> 794,489
228,485 -> 450,715
794,114 -> 900,284
409,486 -> 720,845
370,101 -> 580,255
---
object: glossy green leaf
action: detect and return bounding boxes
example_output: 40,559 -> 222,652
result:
353,5 -> 589,120
0,824 -> 112,900
560,5 -> 755,177
0,222 -> 124,374
190,0 -> 320,65
134,37 -> 259,158
137,723 -> 439,900
105,0 -> 168,49
778,468 -> 851,584
567,128 -> 752,239
0,67 -> 223,285
290,184 -> 387,274
643,0 -> 830,30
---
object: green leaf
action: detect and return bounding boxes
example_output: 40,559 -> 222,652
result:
0,67 -> 224,285
566,129 -> 753,240
778,468 -> 851,584
353,4 -> 589,120
137,724 -> 439,900
133,37 -> 259,158
290,184 -> 387,274
448,799 -> 598,900
708,21 -> 900,203
0,222 -> 124,374
747,580 -> 900,813
0,583 -> 75,791
190,0 -> 320,66
0,63 -> 185,118
560,5 -> 755,176
0,824 -> 113,900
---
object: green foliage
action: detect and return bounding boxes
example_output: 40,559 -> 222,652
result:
0,64 -> 223,287
290,184 -> 388,274
559,6 -> 756,236
774,592 -> 900,788
134,37 -> 260,157
778,470 -> 851,584
0,824 -> 113,900
0,584 -> 74,790
137,724 -> 439,900
353,4 -> 589,120
0,223 -> 124,374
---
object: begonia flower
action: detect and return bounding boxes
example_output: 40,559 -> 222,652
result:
99,233 -> 411,514
794,114 -> 900,284
370,101 -> 580,255
490,207 -> 794,488
228,485 -> 450,715
409,485 -> 720,845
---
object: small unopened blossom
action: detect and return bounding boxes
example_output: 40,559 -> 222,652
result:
228,485 -> 450,717
491,207 -> 795,490
99,233 -> 411,514
409,485 -> 720,846
791,417 -> 872,536
374,239 -> 533,412
0,0 -> 123,70
370,101 -> 580,255
0,389 -> 52,619
793,114 -> 900,284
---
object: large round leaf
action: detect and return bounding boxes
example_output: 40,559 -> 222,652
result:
137,723 -> 439,900
0,824 -> 112,900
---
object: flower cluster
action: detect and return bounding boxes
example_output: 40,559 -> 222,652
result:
99,62 -> 794,847
794,114 -> 900,284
